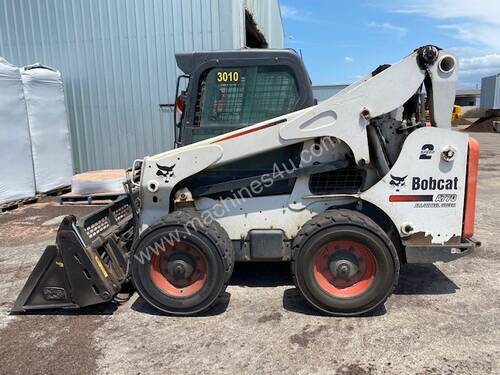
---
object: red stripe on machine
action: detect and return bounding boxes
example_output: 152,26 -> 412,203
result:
389,195 -> 433,202
212,118 -> 287,143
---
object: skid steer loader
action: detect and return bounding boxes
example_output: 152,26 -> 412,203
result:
13,45 -> 480,316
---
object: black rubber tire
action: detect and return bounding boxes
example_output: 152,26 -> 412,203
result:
131,211 -> 234,315
291,209 -> 399,316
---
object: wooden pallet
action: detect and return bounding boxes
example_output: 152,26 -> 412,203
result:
0,196 -> 39,213
43,185 -> 71,197
59,192 -> 125,205
0,185 -> 72,213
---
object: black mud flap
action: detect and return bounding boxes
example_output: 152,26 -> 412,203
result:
12,194 -> 137,313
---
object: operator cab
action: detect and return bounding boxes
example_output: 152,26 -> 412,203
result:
173,49 -> 315,196
174,49 -> 315,146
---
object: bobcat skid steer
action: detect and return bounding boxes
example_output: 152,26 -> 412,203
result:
13,45 -> 480,316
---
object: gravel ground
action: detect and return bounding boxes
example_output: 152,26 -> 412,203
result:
0,132 -> 499,375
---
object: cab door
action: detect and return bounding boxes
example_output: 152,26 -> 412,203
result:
184,64 -> 304,143
179,56 -> 314,197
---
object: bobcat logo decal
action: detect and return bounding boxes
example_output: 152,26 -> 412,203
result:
389,174 -> 407,192
156,163 -> 176,183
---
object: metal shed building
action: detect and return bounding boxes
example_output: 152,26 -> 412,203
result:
455,89 -> 480,107
0,0 -> 284,172
480,74 -> 500,110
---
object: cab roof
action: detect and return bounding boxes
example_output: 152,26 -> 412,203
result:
175,49 -> 306,76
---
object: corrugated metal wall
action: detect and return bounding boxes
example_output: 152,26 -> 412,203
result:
0,0 -> 282,172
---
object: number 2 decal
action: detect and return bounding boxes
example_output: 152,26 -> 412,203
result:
419,144 -> 435,160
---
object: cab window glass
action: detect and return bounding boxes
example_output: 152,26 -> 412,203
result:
194,65 -> 299,130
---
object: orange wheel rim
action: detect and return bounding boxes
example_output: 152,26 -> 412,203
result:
313,240 -> 376,298
150,241 -> 207,298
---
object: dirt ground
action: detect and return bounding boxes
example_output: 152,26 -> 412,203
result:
1,132 -> 499,375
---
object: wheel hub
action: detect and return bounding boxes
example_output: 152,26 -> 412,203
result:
329,250 -> 359,279
166,253 -> 195,279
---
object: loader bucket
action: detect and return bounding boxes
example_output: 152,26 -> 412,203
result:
12,194 -> 137,313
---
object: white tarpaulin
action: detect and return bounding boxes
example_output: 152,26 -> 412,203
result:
22,64 -> 73,193
0,57 -> 36,205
